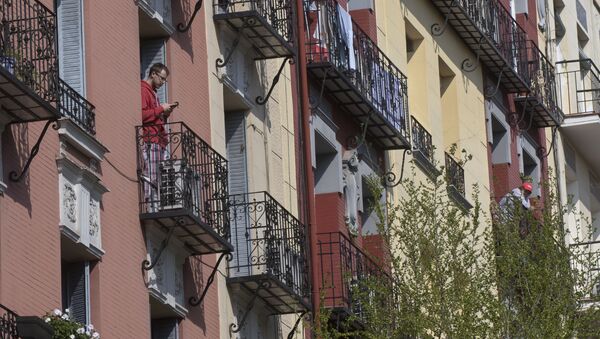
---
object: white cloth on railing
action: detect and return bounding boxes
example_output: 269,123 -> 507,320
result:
337,4 -> 356,70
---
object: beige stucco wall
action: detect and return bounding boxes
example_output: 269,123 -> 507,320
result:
376,0 -> 492,220
204,4 -> 302,338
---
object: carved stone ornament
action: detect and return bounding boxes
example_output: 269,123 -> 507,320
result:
63,183 -> 77,224
89,199 -> 100,237
342,150 -> 360,236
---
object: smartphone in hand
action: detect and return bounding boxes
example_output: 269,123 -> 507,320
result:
170,101 -> 179,109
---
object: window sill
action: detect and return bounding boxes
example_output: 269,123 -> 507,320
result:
56,118 -> 108,161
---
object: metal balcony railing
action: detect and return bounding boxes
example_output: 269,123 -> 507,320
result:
227,191 -> 310,314
317,232 -> 390,326
305,0 -> 410,150
0,0 -> 96,134
136,122 -> 231,254
0,0 -> 57,101
556,59 -> 600,116
213,0 -> 294,59
430,0 -> 530,93
57,78 -> 96,135
411,117 -> 439,177
0,304 -> 19,339
445,152 -> 472,210
515,41 -> 563,127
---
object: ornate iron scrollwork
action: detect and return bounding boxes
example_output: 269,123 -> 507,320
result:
430,0 -> 458,36
176,0 -> 203,33
9,119 -> 56,182
461,36 -> 486,72
382,149 -> 412,188
484,67 -> 505,98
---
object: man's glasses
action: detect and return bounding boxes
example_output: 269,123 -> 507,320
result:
155,72 -> 168,83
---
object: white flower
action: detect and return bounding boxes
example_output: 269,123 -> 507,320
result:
69,335 -> 75,339
61,314 -> 69,320
52,309 -> 62,316
65,308 -> 70,314
44,318 -> 51,323
86,331 -> 91,336
92,333 -> 100,338
87,324 -> 94,330
77,328 -> 85,334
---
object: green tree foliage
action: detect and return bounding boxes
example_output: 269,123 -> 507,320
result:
315,158 -> 600,338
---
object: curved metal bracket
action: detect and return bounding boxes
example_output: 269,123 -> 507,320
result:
142,227 -> 175,271
346,110 -> 374,150
461,36 -> 485,72
216,33 -> 243,69
484,67 -> 505,98
382,149 -> 412,188
189,252 -> 233,307
256,56 -> 292,105
229,280 -> 271,333
9,119 -> 56,182
176,0 -> 203,33
310,65 -> 334,112
430,0 -> 457,36
286,310 -> 308,339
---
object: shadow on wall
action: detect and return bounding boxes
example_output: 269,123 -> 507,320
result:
171,0 -> 195,60
4,123 -> 32,216
184,256 -> 207,333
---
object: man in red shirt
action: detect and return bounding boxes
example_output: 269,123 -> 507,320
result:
140,63 -> 176,212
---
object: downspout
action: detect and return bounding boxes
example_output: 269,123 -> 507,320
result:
293,0 -> 319,333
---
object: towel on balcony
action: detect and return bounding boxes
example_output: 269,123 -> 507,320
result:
337,4 -> 356,71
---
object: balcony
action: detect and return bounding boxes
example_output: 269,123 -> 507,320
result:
136,122 -> 232,255
445,152 -> 472,210
1,304 -> 52,339
0,0 -> 60,123
305,0 -> 410,150
0,0 -> 96,136
213,0 -> 294,59
556,59 -> 600,173
317,232 -> 390,329
514,41 -> 563,127
227,191 -> 310,314
430,0 -> 530,93
411,117 -> 439,178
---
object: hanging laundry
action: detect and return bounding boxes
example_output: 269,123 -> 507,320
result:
337,3 -> 356,71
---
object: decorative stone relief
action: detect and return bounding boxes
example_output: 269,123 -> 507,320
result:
343,150 -> 360,236
89,199 -> 100,237
63,183 -> 77,224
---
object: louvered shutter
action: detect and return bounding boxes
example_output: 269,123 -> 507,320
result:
225,112 -> 250,276
57,0 -> 85,95
62,262 -> 87,324
151,318 -> 178,339
140,39 -> 167,104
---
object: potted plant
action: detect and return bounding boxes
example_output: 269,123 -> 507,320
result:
43,309 -> 100,339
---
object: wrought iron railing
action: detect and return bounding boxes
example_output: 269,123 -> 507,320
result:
0,304 -> 19,339
412,117 -> 435,165
556,59 -> 600,115
0,0 -> 58,102
523,41 -> 561,119
445,152 -> 465,197
58,78 -> 96,135
214,0 -> 293,42
136,122 -> 230,238
317,232 -> 389,323
228,191 -> 309,299
433,0 -> 530,87
305,0 -> 410,140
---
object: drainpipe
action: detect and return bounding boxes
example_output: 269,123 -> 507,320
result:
293,0 -> 320,333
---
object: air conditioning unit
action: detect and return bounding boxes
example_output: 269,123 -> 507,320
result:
158,159 -> 200,215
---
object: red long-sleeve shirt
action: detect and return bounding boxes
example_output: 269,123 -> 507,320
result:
141,81 -> 168,147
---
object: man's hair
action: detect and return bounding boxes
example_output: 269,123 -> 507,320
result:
148,63 -> 169,78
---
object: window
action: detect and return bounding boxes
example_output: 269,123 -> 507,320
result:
486,100 -> 511,164
151,318 -> 179,339
405,20 -> 423,61
62,261 -> 90,324
312,111 -> 342,195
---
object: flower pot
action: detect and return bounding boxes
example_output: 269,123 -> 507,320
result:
16,316 -> 54,339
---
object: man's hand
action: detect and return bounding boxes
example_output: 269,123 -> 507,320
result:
161,103 -> 174,119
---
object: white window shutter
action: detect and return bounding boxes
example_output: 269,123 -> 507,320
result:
140,39 -> 167,104
57,0 -> 86,96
